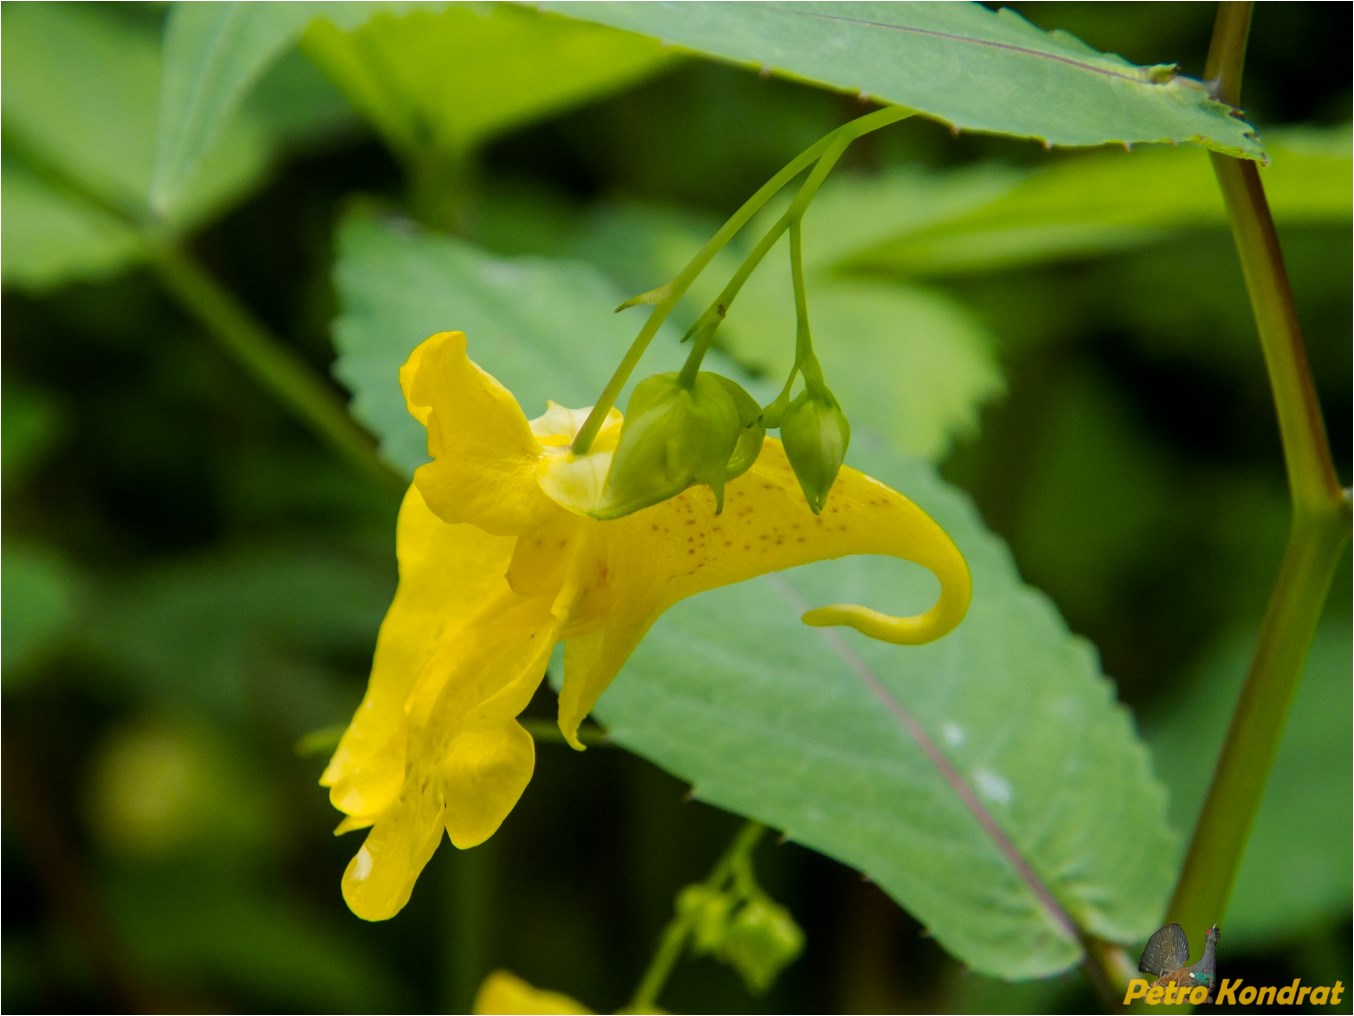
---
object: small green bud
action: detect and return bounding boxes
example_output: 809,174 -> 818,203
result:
779,388 -> 850,513
676,884 -> 735,954
719,898 -> 805,994
593,372 -> 760,519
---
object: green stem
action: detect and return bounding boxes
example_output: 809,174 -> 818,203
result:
1168,516 -> 1348,936
147,244 -> 400,489
677,130 -> 854,386
624,822 -> 767,1012
788,218 -> 825,392
8,136 -> 400,489
1203,1 -> 1251,105
1208,155 -> 1342,513
572,105 -> 914,455
625,905 -> 693,1014
443,840 -> 494,1013
1166,0 -> 1350,940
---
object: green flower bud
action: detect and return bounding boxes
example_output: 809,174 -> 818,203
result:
719,898 -> 805,994
779,388 -> 850,514
716,375 -> 766,483
676,884 -> 735,954
593,371 -> 760,519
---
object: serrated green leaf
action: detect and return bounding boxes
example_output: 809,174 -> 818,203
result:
79,547 -> 391,724
331,208 -> 688,475
538,1 -> 1264,160
151,1 -> 381,214
105,864 -> 414,1012
1,383 -> 65,484
1146,622 -> 1353,950
303,4 -> 673,162
595,445 -> 1174,978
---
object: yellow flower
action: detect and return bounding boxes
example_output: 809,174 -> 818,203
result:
473,970 -> 592,1015
322,331 -> 971,920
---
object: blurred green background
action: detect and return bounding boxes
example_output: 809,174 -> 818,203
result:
3,3 -> 1349,1012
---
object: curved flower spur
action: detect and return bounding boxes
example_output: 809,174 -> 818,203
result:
323,331 -> 971,920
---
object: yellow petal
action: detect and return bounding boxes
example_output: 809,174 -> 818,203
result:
401,331 -> 555,535
394,590 -> 562,854
321,486 -> 516,821
341,755 -> 446,921
506,510 -> 589,599
474,971 -> 592,1015
439,722 -> 536,848
337,594 -> 559,919
557,438 -> 970,743
338,552 -> 586,918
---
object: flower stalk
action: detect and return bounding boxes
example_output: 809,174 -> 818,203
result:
624,823 -> 768,1012
571,104 -> 914,455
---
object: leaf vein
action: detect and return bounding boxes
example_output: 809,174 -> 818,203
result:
768,573 -> 1080,942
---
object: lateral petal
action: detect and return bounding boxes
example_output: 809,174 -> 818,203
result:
341,756 -> 446,921
401,331 -> 555,535
339,574 -> 577,919
322,486 -> 516,821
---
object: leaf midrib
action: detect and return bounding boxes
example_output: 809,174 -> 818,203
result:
763,4 -> 1159,87
769,573 -> 1082,944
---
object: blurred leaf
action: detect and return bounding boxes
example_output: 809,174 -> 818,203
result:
1,383 -> 65,484
594,440 -> 1174,978
0,160 -> 145,291
844,127 -> 1352,276
242,43 -> 367,149
2,2 -> 368,292
106,863 -> 413,1012
295,724 -> 346,758
1009,370 -> 1176,621
3,4 -> 166,213
303,4 -> 673,161
1091,225 -> 1353,377
563,61 -> 849,211
331,208 -> 688,475
333,225 -> 1174,977
1146,621 -> 1353,950
151,1 -> 379,213
1,3 -> 269,225
80,547 -> 391,726
946,968 -> 1081,1013
1,544 -> 83,683
540,2 -> 1264,159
